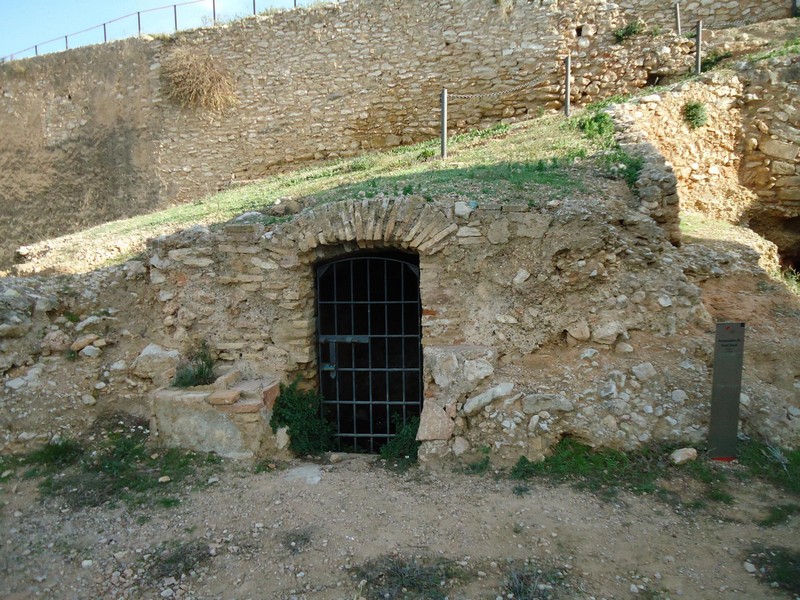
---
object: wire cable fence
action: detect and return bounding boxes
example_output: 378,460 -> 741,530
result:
1,0 -> 341,62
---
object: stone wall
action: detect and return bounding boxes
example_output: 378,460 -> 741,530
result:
0,0 -> 791,268
141,192 -> 716,460
609,54 -> 800,266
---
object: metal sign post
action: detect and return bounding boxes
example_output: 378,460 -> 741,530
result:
708,322 -> 745,460
440,88 -> 448,160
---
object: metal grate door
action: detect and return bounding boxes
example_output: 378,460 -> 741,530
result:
316,253 -> 422,453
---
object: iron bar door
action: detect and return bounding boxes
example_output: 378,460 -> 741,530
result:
316,253 -> 422,453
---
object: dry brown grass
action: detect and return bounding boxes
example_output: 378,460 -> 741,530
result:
161,46 -> 237,112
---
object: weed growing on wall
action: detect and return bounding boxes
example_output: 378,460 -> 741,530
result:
161,46 -> 237,112
613,20 -> 645,43
173,341 -> 216,387
270,379 -> 334,456
682,101 -> 708,129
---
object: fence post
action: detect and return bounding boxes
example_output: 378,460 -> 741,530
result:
174,5 -> 178,31
564,54 -> 571,118
137,12 -> 142,36
65,35 -> 69,50
253,0 -> 257,15
695,20 -> 703,75
674,3 -> 682,36
213,0 -> 217,23
440,88 -> 448,160
103,23 -> 107,42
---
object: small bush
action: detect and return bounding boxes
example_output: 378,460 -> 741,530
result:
416,147 -> 437,161
270,379 -> 334,456
701,50 -> 733,71
682,101 -> 708,129
613,20 -> 645,43
380,416 -> 421,470
161,46 -> 237,112
759,504 -> 800,527
575,111 -> 615,141
349,155 -> 376,172
148,540 -> 211,581
173,341 -> 216,388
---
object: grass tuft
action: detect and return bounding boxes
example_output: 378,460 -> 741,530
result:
746,546 -> 800,595
502,563 -> 565,600
173,340 -> 216,388
354,554 -> 463,600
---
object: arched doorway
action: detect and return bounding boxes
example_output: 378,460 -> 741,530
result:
316,251 -> 422,453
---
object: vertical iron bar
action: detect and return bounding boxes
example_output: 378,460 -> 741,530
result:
213,0 -> 216,23
384,262 -> 390,440
35,45 -> 38,56
103,23 -> 107,43
695,20 -> 703,75
367,259 -> 374,450
253,0 -> 256,15
440,88 -> 448,159
174,5 -> 178,31
65,36 -> 69,50
674,3 -> 682,36
137,12 -> 141,36
564,54 -> 571,117
350,260 -> 356,448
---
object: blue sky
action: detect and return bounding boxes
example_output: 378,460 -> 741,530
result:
0,0 -> 317,61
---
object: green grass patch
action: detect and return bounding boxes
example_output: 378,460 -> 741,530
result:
510,437 -> 658,495
27,113 -> 610,273
746,546 -> 800,595
270,379 -> 334,456
30,414 -> 221,509
379,416 -> 421,471
353,554 -> 465,600
737,439 -> 800,494
759,503 -> 800,527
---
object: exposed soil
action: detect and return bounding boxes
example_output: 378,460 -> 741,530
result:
2,452 -> 799,600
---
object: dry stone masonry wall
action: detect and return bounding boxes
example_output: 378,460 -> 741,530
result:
0,0 -> 791,268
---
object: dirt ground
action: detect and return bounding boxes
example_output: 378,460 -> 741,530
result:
1,450 -> 798,600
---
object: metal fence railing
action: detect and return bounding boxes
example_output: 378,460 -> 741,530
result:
1,0 -> 339,63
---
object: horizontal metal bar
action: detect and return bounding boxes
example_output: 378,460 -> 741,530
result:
318,335 -> 369,343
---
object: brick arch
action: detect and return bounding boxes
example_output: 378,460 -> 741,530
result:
266,197 -> 458,256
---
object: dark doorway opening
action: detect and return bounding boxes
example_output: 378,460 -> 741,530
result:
316,251 -> 423,453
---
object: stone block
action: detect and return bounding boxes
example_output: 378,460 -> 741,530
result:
416,402 -> 454,441
208,390 -> 241,405
215,400 -> 265,414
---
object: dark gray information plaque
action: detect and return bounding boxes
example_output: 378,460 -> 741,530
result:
708,322 -> 745,460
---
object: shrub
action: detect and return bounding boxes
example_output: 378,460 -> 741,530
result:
173,341 -> 216,388
270,379 -> 334,456
682,101 -> 708,129
380,416 -> 420,469
613,20 -> 645,43
161,46 -> 237,112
